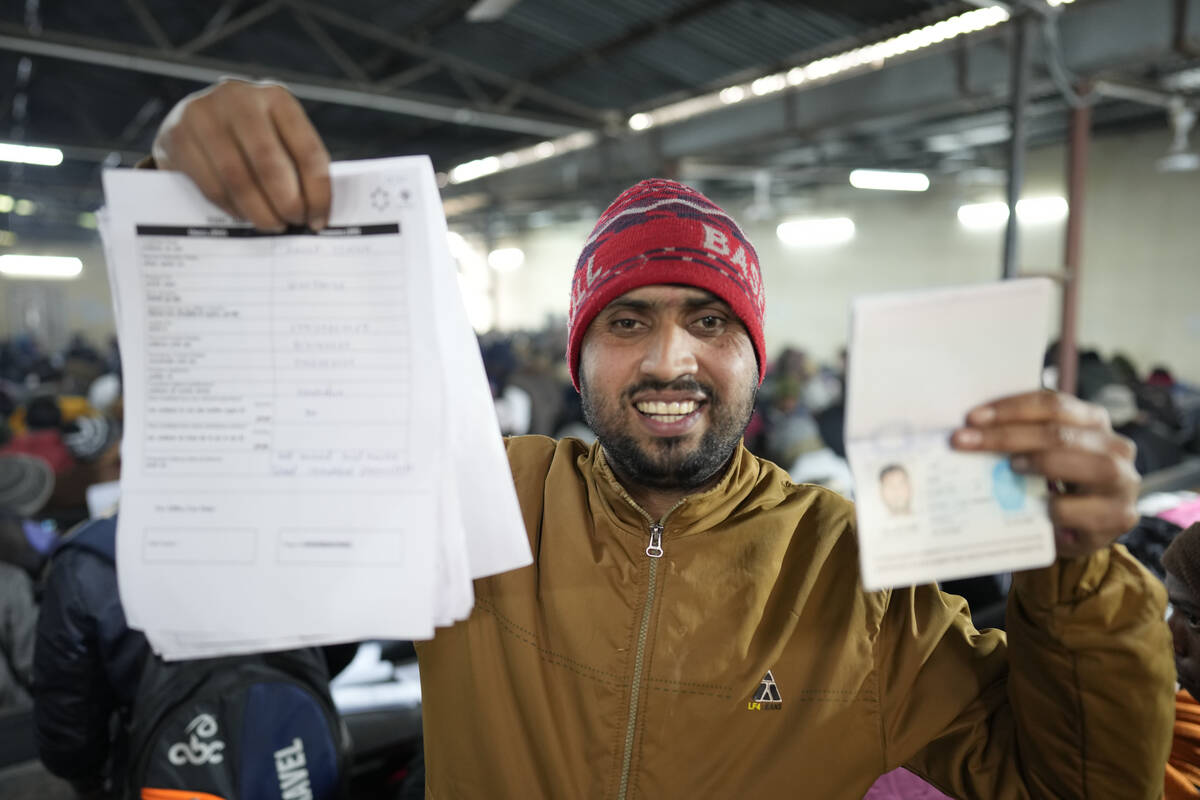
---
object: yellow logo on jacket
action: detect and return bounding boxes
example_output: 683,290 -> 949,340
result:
747,669 -> 783,711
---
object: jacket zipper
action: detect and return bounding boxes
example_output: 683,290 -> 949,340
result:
615,498 -> 684,800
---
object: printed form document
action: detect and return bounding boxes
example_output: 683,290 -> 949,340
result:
845,279 -> 1057,591
99,158 -> 531,659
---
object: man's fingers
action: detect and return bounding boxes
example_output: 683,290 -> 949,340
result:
952,422 -> 1116,456
163,128 -> 236,220
270,95 -> 331,230
1049,495 -> 1139,549
967,390 -> 1112,430
1012,449 -> 1139,493
151,80 -> 328,232
204,140 -> 286,232
231,113 -> 305,227
178,99 -> 285,231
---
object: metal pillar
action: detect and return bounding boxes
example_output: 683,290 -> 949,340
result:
1057,100 -> 1091,397
1002,13 -> 1033,279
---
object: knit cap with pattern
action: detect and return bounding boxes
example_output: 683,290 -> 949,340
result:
566,179 -> 766,390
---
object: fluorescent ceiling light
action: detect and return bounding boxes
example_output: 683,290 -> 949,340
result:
0,254 -> 83,279
465,0 -> 521,22
719,86 -> 746,104
448,131 -> 597,184
776,217 -> 856,247
0,195 -> 13,213
1017,196 -> 1069,223
1164,67 -> 1200,92
487,247 -> 525,272
0,142 -> 63,167
957,201 -> 1010,229
14,199 -> 35,216
751,74 -> 787,96
849,169 -> 930,192
628,113 -> 653,131
450,156 -> 500,184
957,196 -> 1069,229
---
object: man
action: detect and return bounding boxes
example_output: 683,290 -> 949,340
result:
878,464 -> 913,516
1163,523 -> 1200,798
123,80 -> 1171,798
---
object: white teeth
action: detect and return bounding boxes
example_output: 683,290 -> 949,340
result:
635,400 -> 698,416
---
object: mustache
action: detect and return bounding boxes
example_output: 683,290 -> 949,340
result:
624,377 -> 714,400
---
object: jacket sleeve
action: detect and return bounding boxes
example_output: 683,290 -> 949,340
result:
876,544 -> 1175,799
0,564 -> 37,696
33,551 -> 117,789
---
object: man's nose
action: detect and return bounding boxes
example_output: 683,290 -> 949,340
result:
639,324 -> 698,383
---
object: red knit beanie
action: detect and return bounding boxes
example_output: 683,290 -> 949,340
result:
566,179 -> 766,390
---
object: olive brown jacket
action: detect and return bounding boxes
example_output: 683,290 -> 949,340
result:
417,436 -> 1173,799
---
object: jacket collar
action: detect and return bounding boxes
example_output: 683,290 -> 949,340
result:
583,439 -> 766,538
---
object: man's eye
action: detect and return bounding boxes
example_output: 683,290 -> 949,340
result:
1187,613 -> 1200,628
612,318 -> 641,331
695,315 -> 725,331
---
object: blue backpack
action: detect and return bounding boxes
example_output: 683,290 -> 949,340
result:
60,518 -> 350,800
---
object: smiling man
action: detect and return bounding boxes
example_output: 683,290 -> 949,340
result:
120,80 -> 1173,799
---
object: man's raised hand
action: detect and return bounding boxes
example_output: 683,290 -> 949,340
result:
151,80 -> 331,232
952,389 -> 1140,560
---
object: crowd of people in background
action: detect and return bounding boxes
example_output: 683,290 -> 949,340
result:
1,325 -> 1199,797
0,332 -> 123,722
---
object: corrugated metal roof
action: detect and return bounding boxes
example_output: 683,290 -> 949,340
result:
0,0 -> 983,233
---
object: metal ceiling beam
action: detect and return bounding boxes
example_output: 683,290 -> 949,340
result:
378,60 -> 443,90
117,97 -> 165,143
491,0 -> 731,110
360,0 -> 476,76
122,0 -> 172,50
0,25 -> 586,137
289,5 -> 370,82
1002,13 -> 1033,280
448,68 -> 493,107
443,0 -> 1186,206
196,0 -> 243,40
290,0 -> 607,123
523,0 -> 735,88
179,0 -> 284,56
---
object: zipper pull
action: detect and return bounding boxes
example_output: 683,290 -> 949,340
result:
646,523 -> 664,558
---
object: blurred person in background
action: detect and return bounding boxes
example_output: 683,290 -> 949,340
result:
1162,523 -> 1200,799
0,455 -> 53,714
482,338 -> 533,436
0,561 -> 37,712
1,397 -> 75,479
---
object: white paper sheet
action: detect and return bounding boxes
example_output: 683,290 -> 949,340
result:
100,157 -> 530,659
845,279 -> 1056,591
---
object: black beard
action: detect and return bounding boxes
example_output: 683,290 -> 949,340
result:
581,375 -> 756,492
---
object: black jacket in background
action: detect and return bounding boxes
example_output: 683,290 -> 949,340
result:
33,516 -> 147,792
32,515 -> 356,795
